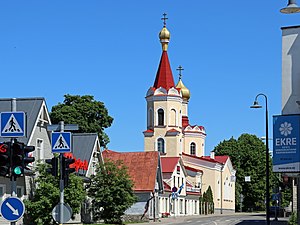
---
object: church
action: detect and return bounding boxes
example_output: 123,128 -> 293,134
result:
103,15 -> 236,220
143,14 -> 236,217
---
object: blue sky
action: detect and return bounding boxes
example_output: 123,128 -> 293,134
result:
0,1 -> 299,155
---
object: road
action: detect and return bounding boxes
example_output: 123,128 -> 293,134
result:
132,213 -> 289,225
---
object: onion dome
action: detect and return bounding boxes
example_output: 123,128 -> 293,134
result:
176,79 -> 190,101
175,65 -> 190,101
159,13 -> 170,51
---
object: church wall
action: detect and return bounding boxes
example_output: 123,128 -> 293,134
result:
152,100 -> 182,128
219,164 -> 235,212
183,135 -> 205,157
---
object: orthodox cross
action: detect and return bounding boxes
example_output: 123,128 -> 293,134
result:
177,65 -> 184,80
161,13 -> 168,27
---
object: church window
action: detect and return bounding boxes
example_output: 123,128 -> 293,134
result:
157,138 -> 165,153
148,108 -> 153,128
158,109 -> 164,126
169,109 -> 176,126
190,142 -> 196,155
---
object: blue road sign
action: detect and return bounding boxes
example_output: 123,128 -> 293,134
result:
52,132 -> 71,153
0,112 -> 25,137
273,114 -> 300,172
0,197 -> 25,222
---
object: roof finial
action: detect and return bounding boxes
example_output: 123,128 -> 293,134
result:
177,65 -> 184,80
161,13 -> 168,27
159,13 -> 170,51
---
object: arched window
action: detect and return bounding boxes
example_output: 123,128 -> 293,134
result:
157,138 -> 165,153
148,108 -> 153,128
169,109 -> 176,126
158,109 -> 164,126
190,142 -> 196,155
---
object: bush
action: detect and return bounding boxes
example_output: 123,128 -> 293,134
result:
288,212 -> 297,225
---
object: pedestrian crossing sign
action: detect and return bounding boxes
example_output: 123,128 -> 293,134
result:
0,112 -> 25,137
52,132 -> 71,153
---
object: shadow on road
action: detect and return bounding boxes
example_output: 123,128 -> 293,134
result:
236,220 -> 288,225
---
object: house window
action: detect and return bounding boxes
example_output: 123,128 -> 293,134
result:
16,186 -> 24,199
158,109 -> 164,126
177,166 -> 180,174
173,176 -> 176,188
180,199 -> 183,214
157,138 -> 165,153
0,185 -> 5,201
36,139 -> 44,161
190,142 -> 196,155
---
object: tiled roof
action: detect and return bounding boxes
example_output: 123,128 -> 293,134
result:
161,157 -> 180,173
202,155 -> 229,165
102,150 -> 159,192
72,133 -> 99,176
153,51 -> 175,90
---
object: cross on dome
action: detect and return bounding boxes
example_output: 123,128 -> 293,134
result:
177,65 -> 184,80
161,13 -> 168,27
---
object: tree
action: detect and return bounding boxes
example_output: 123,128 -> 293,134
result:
50,94 -> 113,147
88,160 -> 137,224
213,134 -> 276,211
24,162 -> 86,225
200,186 -> 214,214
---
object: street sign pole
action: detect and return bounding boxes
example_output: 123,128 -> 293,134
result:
59,121 -> 64,225
47,121 -> 78,225
11,98 -> 16,225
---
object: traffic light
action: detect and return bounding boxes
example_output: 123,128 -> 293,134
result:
0,142 -> 11,177
11,142 -> 24,177
62,156 -> 75,187
11,141 -> 35,178
45,157 -> 58,177
23,144 -> 35,173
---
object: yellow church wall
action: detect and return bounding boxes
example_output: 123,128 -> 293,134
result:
183,159 -> 235,213
183,135 -> 205,157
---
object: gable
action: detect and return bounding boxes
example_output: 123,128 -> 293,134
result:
0,97 -> 45,144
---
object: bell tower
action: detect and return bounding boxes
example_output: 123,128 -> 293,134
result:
143,14 -> 206,158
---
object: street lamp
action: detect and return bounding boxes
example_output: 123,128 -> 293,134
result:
281,0 -> 300,14
250,93 -> 270,225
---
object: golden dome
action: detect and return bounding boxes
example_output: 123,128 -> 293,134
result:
159,27 -> 170,51
176,79 -> 190,101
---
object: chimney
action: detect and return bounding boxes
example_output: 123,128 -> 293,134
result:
210,151 -> 215,159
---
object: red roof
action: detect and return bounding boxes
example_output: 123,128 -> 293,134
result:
153,51 -> 175,90
102,150 -> 159,192
161,157 -> 180,173
202,155 -> 229,165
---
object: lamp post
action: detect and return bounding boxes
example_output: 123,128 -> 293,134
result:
250,93 -> 270,225
280,0 -> 300,13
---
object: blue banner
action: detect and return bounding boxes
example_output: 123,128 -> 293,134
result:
273,115 -> 300,172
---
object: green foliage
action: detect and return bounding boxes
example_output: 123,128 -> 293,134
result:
288,212 -> 297,225
24,162 -> 86,225
213,134 -> 276,211
88,160 -> 137,224
203,186 -> 213,203
50,94 -> 113,147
